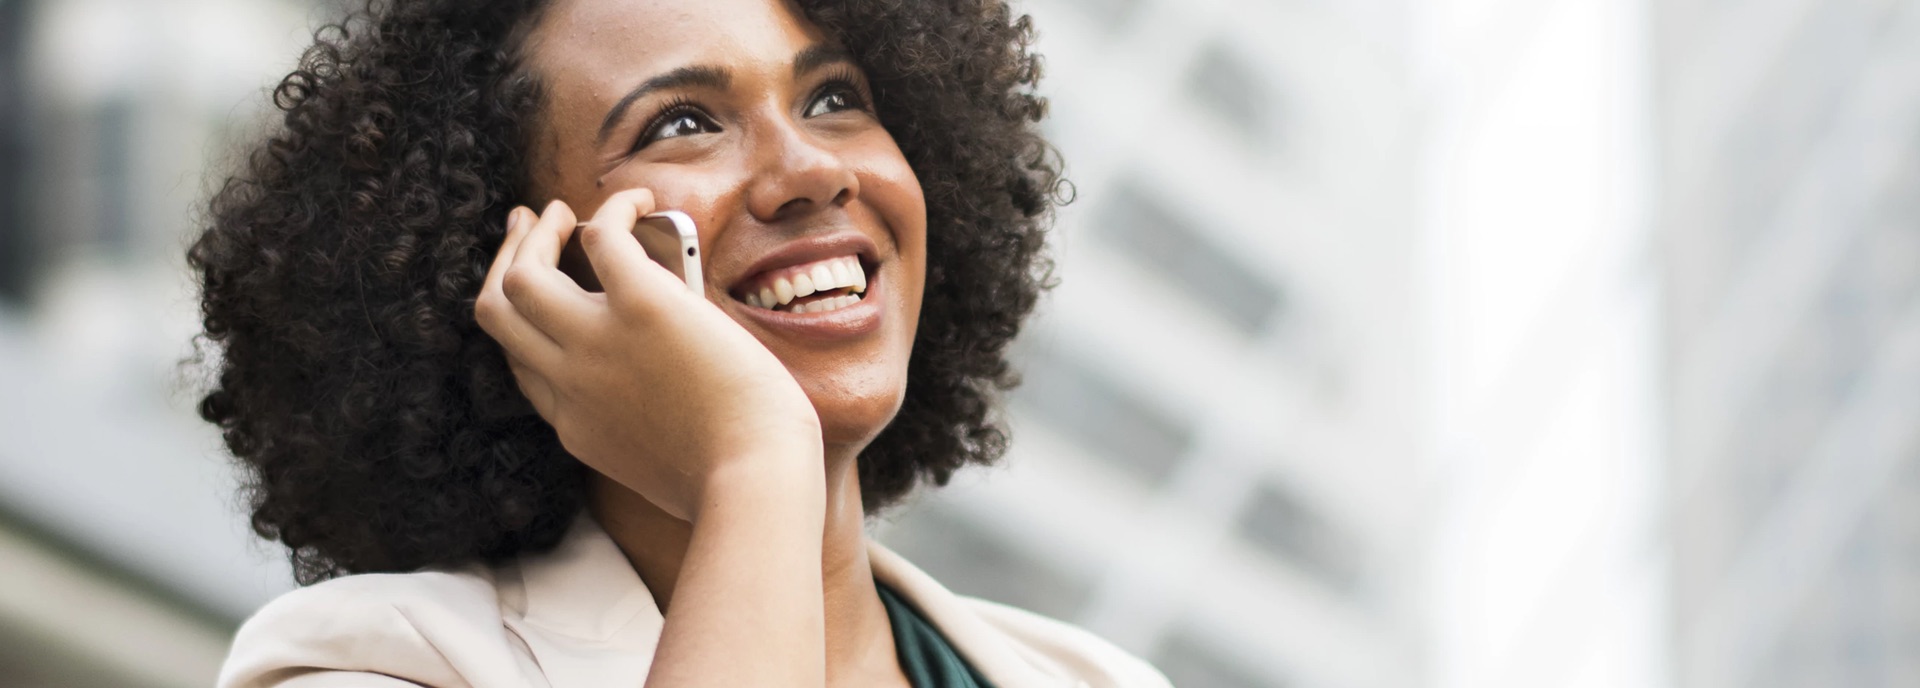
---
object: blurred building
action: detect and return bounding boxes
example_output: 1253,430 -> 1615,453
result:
874,1 -> 1429,687
0,0 -> 312,686
1411,1 -> 1668,687
1658,0 -> 1920,687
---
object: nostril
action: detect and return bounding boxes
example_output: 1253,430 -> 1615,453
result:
772,197 -> 812,219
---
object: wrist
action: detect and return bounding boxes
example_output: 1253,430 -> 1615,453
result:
690,443 -> 827,525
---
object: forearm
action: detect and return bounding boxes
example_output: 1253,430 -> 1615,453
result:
643,457 -> 828,688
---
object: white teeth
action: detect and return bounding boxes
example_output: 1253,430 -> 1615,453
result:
789,294 -> 860,314
737,255 -> 870,310
830,260 -> 854,289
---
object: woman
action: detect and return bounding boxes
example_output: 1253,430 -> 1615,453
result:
195,0 -> 1167,685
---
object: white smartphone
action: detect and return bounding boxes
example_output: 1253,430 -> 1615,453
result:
559,210 -> 704,300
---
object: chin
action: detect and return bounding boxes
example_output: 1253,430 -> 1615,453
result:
795,367 -> 908,451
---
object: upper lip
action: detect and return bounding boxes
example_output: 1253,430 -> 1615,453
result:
726,231 -> 879,295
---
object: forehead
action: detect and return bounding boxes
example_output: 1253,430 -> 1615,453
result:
527,0 -> 827,93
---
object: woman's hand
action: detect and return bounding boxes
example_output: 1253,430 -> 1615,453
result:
475,189 -> 824,522
481,192 -> 830,686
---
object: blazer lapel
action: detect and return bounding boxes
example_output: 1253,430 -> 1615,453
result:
868,540 -> 1073,687
501,514 -> 664,688
493,515 -> 1071,688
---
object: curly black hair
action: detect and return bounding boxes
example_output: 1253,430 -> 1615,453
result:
189,0 -> 1060,585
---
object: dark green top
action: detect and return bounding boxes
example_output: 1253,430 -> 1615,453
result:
878,582 -> 997,688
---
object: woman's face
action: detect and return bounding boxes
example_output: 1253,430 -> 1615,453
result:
522,0 -> 926,452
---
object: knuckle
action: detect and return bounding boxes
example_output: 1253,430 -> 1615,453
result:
474,294 -> 502,325
501,266 -> 537,298
580,222 -> 612,249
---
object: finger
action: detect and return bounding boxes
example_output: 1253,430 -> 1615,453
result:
584,187 -> 654,233
477,282 -> 563,368
503,201 -> 600,338
581,188 -> 688,304
485,205 -> 536,292
482,205 -> 537,317
477,205 -> 564,363
513,199 -> 580,275
484,204 -> 554,311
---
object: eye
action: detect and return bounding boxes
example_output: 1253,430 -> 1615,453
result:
638,104 -> 721,149
804,81 -> 868,118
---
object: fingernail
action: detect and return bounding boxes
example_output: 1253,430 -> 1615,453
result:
506,207 -> 527,234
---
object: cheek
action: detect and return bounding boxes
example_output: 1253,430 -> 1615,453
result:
854,147 -> 928,293
885,211 -> 927,344
855,141 -> 926,236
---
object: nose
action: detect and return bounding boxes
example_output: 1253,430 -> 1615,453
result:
744,118 -> 860,223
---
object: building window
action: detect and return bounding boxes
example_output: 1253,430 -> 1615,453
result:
1153,627 -> 1280,688
1185,42 -> 1280,148
1097,182 -> 1283,336
1238,481 -> 1362,595
1014,343 -> 1194,483
0,0 -> 29,302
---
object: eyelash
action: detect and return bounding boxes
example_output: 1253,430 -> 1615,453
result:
809,70 -> 872,114
635,95 -> 708,150
628,71 -> 874,153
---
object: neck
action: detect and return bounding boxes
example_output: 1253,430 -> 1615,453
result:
587,441 -> 903,685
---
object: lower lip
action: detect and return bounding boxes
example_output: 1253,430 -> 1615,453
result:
727,272 -> 883,341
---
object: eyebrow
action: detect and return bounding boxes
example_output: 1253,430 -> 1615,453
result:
594,44 -> 858,147
792,44 -> 855,79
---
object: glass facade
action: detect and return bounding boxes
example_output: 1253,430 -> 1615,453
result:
1659,1 -> 1920,687
875,2 -> 1426,687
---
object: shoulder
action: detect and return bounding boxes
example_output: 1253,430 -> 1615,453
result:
958,597 -> 1173,688
218,566 -> 537,688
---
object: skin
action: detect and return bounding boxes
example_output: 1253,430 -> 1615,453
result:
473,0 -> 928,685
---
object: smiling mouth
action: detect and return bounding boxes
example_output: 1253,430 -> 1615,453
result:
732,254 -> 870,315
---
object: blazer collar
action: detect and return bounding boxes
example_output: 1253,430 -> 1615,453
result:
510,512 -> 661,641
868,539 -> 1071,687
501,513 -> 663,688
503,513 -> 1065,687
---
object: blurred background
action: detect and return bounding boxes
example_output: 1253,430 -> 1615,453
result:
2,0 -> 1916,686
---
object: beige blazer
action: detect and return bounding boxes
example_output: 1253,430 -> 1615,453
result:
218,516 -> 1171,688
